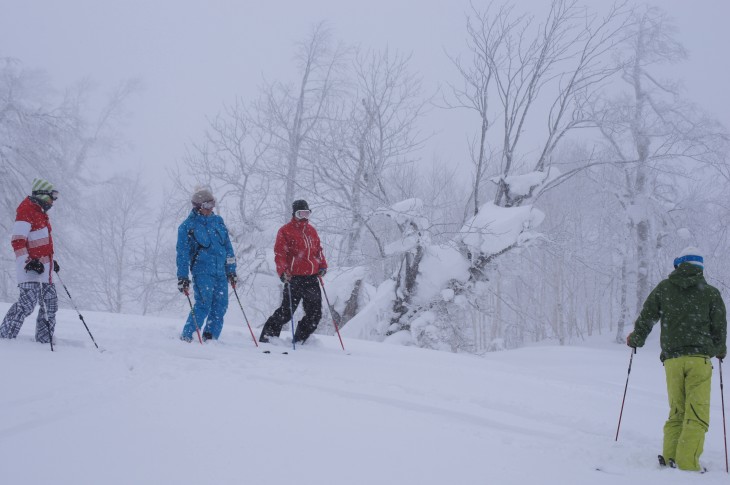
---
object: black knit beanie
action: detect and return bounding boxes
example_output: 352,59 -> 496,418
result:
292,199 -> 310,216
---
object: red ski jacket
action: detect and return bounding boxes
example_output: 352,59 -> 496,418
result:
274,218 -> 327,277
11,197 -> 54,283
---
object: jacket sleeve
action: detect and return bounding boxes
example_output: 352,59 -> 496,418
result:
11,203 -> 32,262
222,219 -> 236,275
316,229 -> 327,270
273,227 -> 288,276
11,220 -> 31,262
629,285 -> 662,348
710,289 -> 727,357
176,221 -> 191,279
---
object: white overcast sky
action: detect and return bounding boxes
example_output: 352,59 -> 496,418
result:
2,0 -> 729,185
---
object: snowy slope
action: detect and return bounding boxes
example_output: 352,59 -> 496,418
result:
0,302 -> 727,485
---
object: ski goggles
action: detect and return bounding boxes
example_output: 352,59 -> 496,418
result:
295,209 -> 311,219
200,199 -> 216,210
33,190 -> 59,201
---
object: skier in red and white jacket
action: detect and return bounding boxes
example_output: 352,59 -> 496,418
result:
0,178 -> 60,344
259,200 -> 328,344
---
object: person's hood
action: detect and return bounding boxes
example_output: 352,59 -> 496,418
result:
668,262 -> 706,289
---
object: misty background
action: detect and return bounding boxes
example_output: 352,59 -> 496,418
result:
1,0 -> 729,353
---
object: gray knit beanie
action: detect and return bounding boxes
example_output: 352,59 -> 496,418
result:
191,186 -> 215,208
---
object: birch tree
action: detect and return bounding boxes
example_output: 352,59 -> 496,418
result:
591,7 -> 729,341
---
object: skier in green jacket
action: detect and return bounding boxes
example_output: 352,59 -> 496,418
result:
627,247 -> 727,472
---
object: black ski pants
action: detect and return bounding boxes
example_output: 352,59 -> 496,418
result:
260,275 -> 322,344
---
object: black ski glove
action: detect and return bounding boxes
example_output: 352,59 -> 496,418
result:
178,277 -> 190,293
318,268 -> 327,277
24,259 -> 44,274
280,272 -> 291,283
53,260 -> 60,273
227,273 -> 237,287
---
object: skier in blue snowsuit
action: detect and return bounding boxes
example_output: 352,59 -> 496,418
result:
176,187 -> 237,342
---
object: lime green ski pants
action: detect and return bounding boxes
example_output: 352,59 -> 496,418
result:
662,355 -> 712,471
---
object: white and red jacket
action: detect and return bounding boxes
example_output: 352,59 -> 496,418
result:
11,197 -> 54,284
274,218 -> 327,277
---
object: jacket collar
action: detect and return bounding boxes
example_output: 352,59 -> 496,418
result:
669,263 -> 706,289
190,208 -> 213,219
29,196 -> 51,213
290,216 -> 310,227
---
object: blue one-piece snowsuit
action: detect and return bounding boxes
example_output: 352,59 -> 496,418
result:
176,210 -> 236,340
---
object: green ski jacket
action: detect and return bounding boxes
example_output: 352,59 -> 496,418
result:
628,263 -> 727,361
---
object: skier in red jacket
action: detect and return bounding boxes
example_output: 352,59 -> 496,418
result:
0,178 -> 60,344
259,200 -> 327,344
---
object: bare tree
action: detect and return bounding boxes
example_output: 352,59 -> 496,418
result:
255,23 -> 348,215
75,175 -> 148,312
444,4 -> 502,217
590,8 -> 729,341
137,189 -> 181,315
175,97 -> 275,292
448,0 -> 631,280
352,0 -> 634,350
312,48 -> 427,266
0,58 -> 136,297
181,99 -> 273,227
447,0 -> 631,218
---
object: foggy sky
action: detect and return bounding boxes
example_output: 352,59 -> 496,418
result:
2,0 -> 729,185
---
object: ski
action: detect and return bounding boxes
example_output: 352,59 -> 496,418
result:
262,350 -> 288,355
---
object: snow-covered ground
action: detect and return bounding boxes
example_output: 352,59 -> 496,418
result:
0,302 -> 727,484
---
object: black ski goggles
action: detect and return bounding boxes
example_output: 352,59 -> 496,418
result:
33,190 -> 59,201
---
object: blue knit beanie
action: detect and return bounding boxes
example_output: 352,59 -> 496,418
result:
673,246 -> 703,269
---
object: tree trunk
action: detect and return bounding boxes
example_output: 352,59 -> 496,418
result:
635,218 -> 651,315
340,279 -> 362,326
388,244 -> 424,335
615,255 -> 630,343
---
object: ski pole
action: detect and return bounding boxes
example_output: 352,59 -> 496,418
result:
318,275 -> 345,351
55,271 -> 100,350
231,284 -> 258,347
183,289 -> 204,344
287,281 -> 296,351
720,358 -> 728,473
615,347 -> 635,441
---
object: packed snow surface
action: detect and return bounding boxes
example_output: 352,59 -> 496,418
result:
0,302 -> 727,484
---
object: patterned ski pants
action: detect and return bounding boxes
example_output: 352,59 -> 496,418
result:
0,282 -> 58,343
